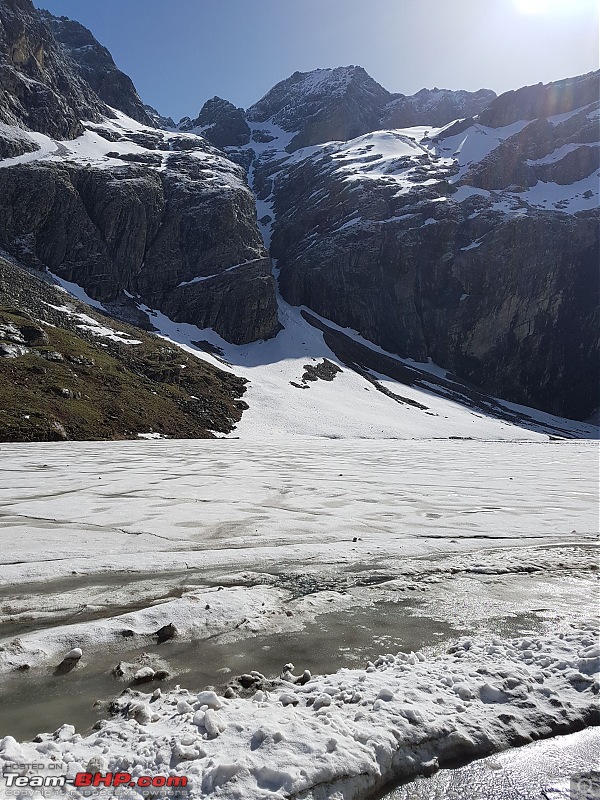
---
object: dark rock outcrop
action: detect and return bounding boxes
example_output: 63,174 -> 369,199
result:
277,189 -> 598,419
39,10 -> 154,126
0,0 -> 108,138
0,121 -> 39,157
181,96 -> 251,148
159,258 -> 280,344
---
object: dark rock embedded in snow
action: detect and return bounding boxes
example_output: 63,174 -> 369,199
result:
301,359 -> 342,383
155,623 -> 177,643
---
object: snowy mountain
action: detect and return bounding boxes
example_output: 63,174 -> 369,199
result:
236,71 -> 599,420
175,66 -> 496,153
0,0 -> 597,439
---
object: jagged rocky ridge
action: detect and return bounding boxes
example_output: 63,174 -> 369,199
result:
0,0 -> 279,345
176,66 -> 496,152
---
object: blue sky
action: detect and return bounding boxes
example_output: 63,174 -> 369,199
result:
35,0 -> 599,122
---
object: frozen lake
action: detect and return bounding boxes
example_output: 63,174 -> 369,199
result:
0,438 -> 598,798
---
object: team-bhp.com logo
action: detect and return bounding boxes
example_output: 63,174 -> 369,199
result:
3,772 -> 187,792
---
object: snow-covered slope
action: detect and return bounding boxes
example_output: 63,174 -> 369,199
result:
256,73 -> 599,421
132,284 -> 596,440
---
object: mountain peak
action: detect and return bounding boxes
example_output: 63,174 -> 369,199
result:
177,96 -> 251,147
246,65 -> 390,150
247,65 -> 388,121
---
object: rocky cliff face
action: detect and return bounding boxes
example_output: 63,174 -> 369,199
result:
0,120 -> 279,343
0,0 -> 280,345
0,0 -> 108,139
39,10 -> 154,126
269,73 -> 599,419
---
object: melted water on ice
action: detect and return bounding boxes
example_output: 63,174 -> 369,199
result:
0,601 -> 460,740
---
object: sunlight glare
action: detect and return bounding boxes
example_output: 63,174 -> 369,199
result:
514,0 -> 594,13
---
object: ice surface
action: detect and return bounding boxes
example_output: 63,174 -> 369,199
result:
386,727 -> 600,799
0,437 -> 597,668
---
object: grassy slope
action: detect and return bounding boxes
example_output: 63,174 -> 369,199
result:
0,261 -> 248,442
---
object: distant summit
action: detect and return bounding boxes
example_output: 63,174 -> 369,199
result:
175,66 -> 496,152
179,97 -> 251,148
